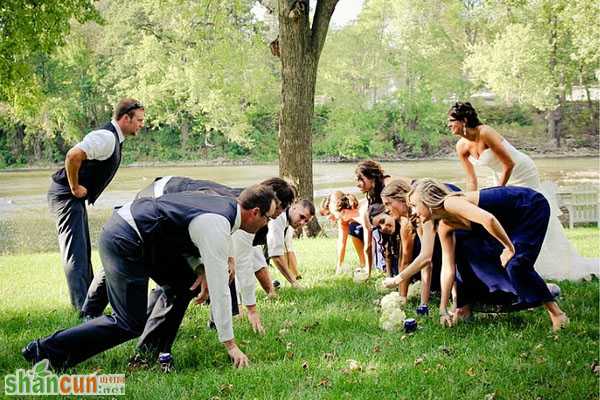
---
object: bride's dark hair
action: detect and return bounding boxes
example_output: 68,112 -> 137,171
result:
448,102 -> 482,128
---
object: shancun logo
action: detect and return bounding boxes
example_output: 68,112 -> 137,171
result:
4,360 -> 125,396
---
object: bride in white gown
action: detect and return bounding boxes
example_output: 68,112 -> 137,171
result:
449,102 -> 598,281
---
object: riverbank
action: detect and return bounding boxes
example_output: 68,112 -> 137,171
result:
1,148 -> 598,172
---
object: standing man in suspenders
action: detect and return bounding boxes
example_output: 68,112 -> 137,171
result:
48,99 -> 145,313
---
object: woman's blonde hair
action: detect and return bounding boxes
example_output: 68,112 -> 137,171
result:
320,191 -> 358,216
381,178 -> 412,202
336,193 -> 359,211
319,197 -> 331,216
410,178 -> 463,209
320,191 -> 342,215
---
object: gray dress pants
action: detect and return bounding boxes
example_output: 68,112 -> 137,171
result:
48,182 -> 94,312
37,213 -> 150,368
84,263 -> 239,356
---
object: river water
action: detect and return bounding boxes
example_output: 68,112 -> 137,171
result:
0,157 -> 598,215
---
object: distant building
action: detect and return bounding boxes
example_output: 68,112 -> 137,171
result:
469,89 -> 497,104
567,86 -> 600,102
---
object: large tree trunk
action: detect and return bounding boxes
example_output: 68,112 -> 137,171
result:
276,0 -> 338,237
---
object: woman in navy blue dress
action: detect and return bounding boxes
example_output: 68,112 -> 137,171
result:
408,178 -> 568,331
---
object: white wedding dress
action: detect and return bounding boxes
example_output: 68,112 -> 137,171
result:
468,139 -> 599,281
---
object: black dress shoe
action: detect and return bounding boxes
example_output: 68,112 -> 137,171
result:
21,340 -> 43,365
22,341 -> 65,371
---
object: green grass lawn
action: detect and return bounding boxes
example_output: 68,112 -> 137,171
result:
0,229 -> 598,399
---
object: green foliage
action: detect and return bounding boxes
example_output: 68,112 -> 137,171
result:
0,0 -> 100,101
465,0 -> 600,111
474,104 -> 534,127
314,104 -> 393,160
0,0 -> 597,167
245,106 -> 279,161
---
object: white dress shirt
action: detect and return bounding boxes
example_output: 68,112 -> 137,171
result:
267,211 -> 294,257
75,120 -> 124,161
153,176 -> 173,198
188,210 -> 240,342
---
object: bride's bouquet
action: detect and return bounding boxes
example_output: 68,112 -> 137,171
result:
378,292 -> 406,331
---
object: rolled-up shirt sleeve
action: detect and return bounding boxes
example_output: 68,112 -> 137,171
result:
267,213 -> 287,257
189,214 -> 234,342
75,130 -> 116,161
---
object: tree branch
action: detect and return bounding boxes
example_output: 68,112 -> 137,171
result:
311,0 -> 339,58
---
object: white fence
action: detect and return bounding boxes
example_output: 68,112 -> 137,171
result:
556,184 -> 599,228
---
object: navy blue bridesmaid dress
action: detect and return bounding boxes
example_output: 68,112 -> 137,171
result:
453,186 -> 554,311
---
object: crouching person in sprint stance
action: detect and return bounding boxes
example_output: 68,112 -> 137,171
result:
22,184 -> 277,369
266,200 -> 316,288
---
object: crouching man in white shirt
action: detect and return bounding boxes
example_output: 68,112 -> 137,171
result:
266,200 -> 316,288
22,184 -> 276,370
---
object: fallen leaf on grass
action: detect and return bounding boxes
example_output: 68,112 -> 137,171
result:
348,359 -> 361,371
414,357 -> 424,366
365,362 -> 377,373
318,378 -> 331,387
346,359 -> 362,372
219,384 -> 233,394
302,321 -> 320,332
535,356 -> 546,364
302,361 -> 309,370
438,345 -> 453,356
591,361 -> 600,375
466,367 -> 476,377
373,345 -> 381,353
